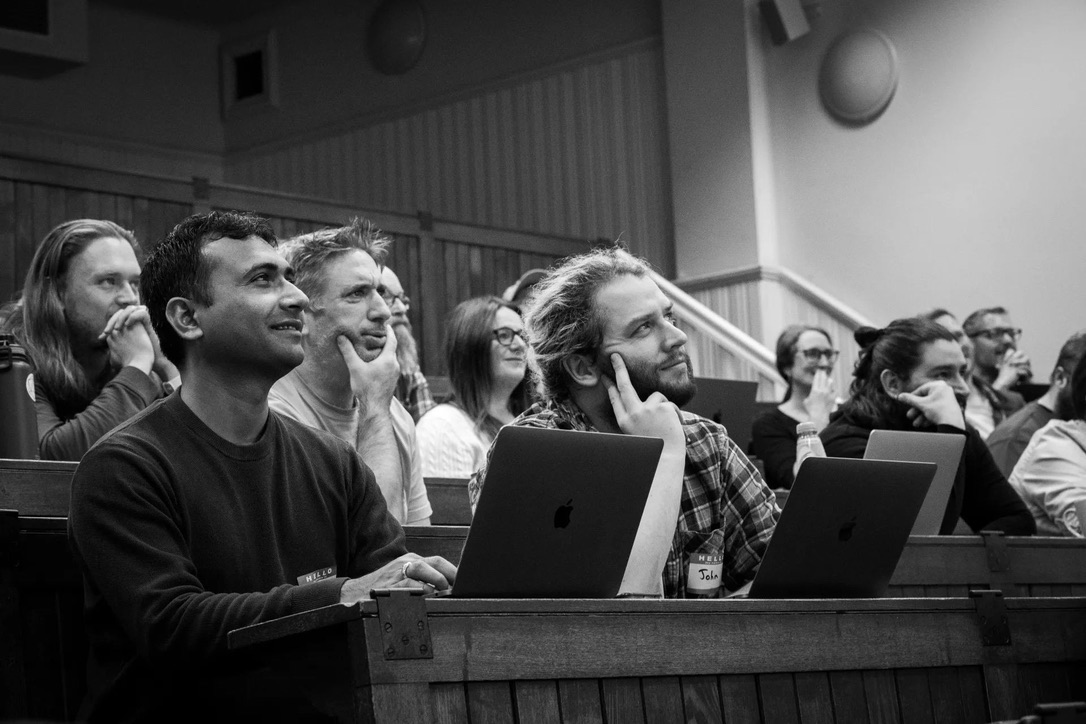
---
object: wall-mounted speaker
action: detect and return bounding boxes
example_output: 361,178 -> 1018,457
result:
759,0 -> 810,45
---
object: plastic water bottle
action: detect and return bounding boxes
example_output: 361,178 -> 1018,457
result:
793,421 -> 826,477
0,334 -> 38,459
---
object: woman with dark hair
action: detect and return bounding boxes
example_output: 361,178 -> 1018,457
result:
1008,353 -> 1086,536
749,325 -> 838,490
821,317 -> 1034,535
0,219 -> 178,460
416,296 -> 531,477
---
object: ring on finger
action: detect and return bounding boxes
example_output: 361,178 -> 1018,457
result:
401,561 -> 412,580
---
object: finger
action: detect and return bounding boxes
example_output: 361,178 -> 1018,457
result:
336,335 -> 363,365
100,308 -> 131,337
404,558 -> 455,591
381,323 -> 398,356
609,353 -> 642,408
601,374 -> 627,421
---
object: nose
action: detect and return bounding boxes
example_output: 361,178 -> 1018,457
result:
389,295 -> 408,314
371,292 -> 391,323
282,280 -> 309,311
508,331 -> 527,351
664,317 -> 688,351
950,373 -> 970,399
117,280 -> 139,306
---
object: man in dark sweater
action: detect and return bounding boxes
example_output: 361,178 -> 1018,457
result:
820,316 -> 1034,536
68,211 -> 455,723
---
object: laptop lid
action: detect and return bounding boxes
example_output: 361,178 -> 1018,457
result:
452,426 -> 663,598
748,456 -> 936,598
681,378 -> 760,452
863,429 -> 966,536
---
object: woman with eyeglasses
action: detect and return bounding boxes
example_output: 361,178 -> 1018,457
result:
416,296 -> 532,478
749,325 -> 839,490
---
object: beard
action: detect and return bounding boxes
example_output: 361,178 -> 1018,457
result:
598,350 -> 697,407
392,322 -> 419,375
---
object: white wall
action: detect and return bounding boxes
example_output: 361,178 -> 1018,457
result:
763,0 -> 1086,373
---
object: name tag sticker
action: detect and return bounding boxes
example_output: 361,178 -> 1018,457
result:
297,566 -> 336,586
686,552 -> 724,595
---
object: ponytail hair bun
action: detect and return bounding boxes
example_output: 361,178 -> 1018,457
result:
854,326 -> 884,349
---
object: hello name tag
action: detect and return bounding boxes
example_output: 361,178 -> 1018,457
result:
686,552 -> 724,595
297,566 -> 336,586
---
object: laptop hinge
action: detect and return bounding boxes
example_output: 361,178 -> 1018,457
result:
1032,701 -> 1086,724
372,588 -> 434,660
970,589 -> 1011,646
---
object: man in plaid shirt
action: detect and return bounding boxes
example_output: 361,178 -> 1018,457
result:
469,247 -> 779,597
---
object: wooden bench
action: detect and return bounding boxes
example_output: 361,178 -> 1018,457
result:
227,594 -> 1086,723
423,477 -> 472,525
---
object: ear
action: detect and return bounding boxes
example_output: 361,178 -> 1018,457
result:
165,297 -> 203,343
879,368 -> 905,397
561,353 -> 602,389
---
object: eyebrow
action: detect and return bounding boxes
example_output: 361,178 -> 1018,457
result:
242,261 -> 285,279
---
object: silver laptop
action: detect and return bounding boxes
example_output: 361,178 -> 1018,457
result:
863,430 -> 966,536
747,456 -> 936,598
451,426 -> 663,598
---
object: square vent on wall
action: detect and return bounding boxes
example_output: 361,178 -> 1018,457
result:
220,30 -> 279,119
0,0 -> 88,78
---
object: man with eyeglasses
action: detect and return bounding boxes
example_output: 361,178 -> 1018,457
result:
961,306 -> 1031,439
381,264 -> 436,423
268,219 -> 432,525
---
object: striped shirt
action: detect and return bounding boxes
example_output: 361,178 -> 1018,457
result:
468,399 -> 779,597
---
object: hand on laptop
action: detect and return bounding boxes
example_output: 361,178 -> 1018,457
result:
339,554 -> 457,604
897,381 -> 965,430
603,353 -> 685,451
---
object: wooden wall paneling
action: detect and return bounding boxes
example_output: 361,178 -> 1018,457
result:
894,669 -> 936,724
600,677 -> 646,723
640,676 -> 684,723
30,185 -> 52,267
758,672 -> 801,723
114,196 -> 134,238
512,680 -> 563,724
11,182 -> 36,296
718,674 -> 761,724
862,669 -> 902,721
680,675 -> 723,724
1017,663 -> 1072,712
429,682 -> 468,724
955,666 -> 990,724
131,196 -> 151,248
556,679 -> 604,724
827,670 -> 868,721
793,671 -> 835,724
418,230 -> 444,376
926,667 -> 968,724
0,180 -> 14,301
465,680 -> 515,724
983,663 -> 1024,722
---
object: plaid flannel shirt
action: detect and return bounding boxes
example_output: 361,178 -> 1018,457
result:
396,369 -> 436,423
468,398 -> 779,597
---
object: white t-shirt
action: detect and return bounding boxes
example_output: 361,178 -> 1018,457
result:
268,369 -> 431,525
1008,418 -> 1086,537
416,403 -> 492,479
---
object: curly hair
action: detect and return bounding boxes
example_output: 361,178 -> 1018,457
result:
0,219 -> 139,417
521,246 -> 650,403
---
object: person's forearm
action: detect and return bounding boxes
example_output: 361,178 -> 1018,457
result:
357,407 -> 405,513
618,448 -> 685,595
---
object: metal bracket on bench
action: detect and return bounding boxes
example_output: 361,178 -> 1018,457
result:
372,588 -> 433,660
970,589 -> 1011,646
980,531 -> 1010,573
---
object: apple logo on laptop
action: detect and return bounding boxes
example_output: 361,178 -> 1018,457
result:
553,499 -> 574,529
838,516 -> 857,542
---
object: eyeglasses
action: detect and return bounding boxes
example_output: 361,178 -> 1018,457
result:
969,327 -> 1022,342
799,348 -> 839,364
380,290 -> 410,308
492,327 -> 527,347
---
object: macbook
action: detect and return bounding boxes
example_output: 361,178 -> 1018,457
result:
451,425 -> 663,597
681,378 -> 760,452
747,456 -> 936,598
863,429 -> 966,536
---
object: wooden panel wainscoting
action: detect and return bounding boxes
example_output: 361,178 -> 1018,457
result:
228,597 -> 1086,723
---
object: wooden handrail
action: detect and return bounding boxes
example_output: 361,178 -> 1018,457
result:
649,269 -> 782,384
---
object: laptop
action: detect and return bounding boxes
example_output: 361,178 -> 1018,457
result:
747,456 -> 936,598
863,429 -> 966,536
451,426 -> 663,597
681,378 -> 760,452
